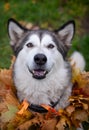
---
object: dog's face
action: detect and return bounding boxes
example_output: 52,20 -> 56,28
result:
8,19 -> 75,80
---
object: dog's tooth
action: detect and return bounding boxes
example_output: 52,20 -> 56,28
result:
32,70 -> 35,74
43,71 -> 46,74
44,71 -> 45,74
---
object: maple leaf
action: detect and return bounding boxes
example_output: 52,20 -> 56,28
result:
0,68 -> 13,89
17,99 -> 29,115
71,109 -> 88,127
72,67 -> 89,97
0,104 -> 18,122
41,118 -> 57,130
15,114 -> 43,130
56,116 -> 71,130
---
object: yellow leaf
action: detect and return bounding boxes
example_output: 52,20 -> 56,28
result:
56,116 -> 71,130
1,104 -> 18,122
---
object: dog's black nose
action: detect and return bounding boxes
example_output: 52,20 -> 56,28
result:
34,54 -> 47,65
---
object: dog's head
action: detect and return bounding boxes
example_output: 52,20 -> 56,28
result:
8,19 -> 75,80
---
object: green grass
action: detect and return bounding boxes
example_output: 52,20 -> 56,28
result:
0,0 -> 89,70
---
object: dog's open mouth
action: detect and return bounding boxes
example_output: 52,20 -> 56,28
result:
32,69 -> 48,79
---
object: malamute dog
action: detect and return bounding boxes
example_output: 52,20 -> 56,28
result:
8,18 -> 85,112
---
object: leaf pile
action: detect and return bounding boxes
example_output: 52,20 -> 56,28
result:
0,61 -> 89,129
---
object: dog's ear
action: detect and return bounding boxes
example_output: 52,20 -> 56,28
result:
8,18 -> 28,46
55,20 -> 75,48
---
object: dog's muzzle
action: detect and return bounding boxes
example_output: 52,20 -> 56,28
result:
28,54 -> 48,79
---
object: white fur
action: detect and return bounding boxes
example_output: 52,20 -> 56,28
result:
70,51 -> 85,71
14,34 -> 72,109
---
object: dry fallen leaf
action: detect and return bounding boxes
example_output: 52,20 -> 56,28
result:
17,99 -> 29,115
56,116 -> 71,130
66,105 -> 75,116
41,118 -> 57,130
71,109 -> 88,127
72,67 -> 89,97
0,104 -> 18,123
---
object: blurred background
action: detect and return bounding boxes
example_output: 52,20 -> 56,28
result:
0,0 -> 89,70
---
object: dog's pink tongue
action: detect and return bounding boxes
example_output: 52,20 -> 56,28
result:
34,70 -> 45,76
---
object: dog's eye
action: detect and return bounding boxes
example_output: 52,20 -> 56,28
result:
47,44 -> 54,49
26,43 -> 34,48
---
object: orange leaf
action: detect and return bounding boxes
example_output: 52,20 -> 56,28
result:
17,100 -> 29,115
72,68 -> 89,97
41,118 -> 57,130
41,104 -> 59,119
71,109 -> 88,127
